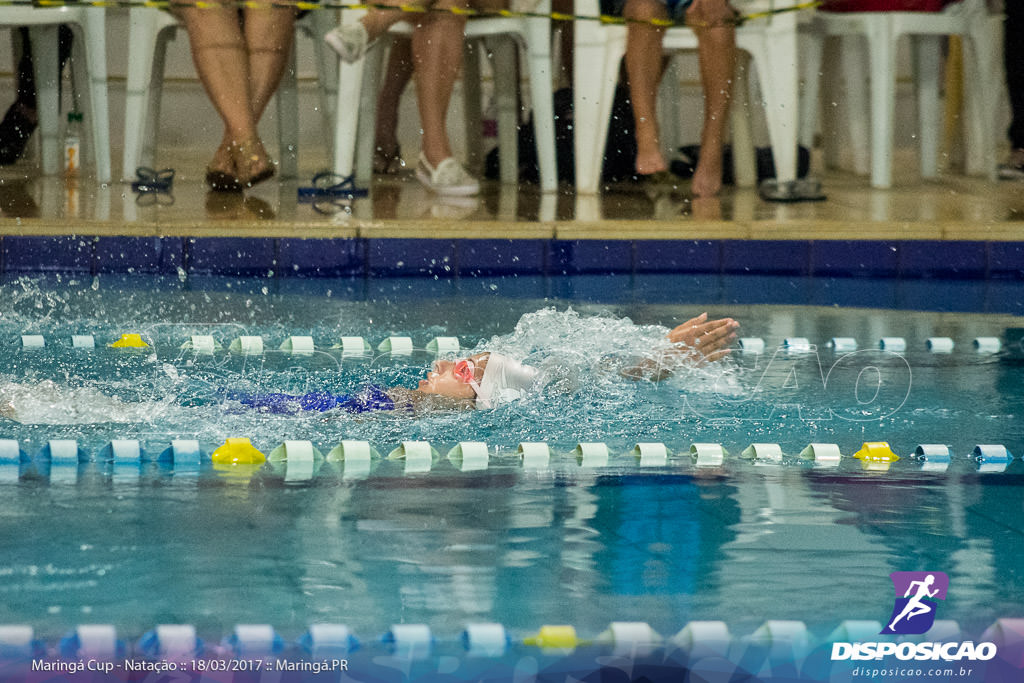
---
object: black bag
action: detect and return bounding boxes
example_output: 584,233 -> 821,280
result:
484,85 -> 638,185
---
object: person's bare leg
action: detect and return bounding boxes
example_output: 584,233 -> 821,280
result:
244,7 -> 295,121
411,4 -> 468,167
688,0 -> 735,197
624,0 -> 669,175
375,37 -> 414,168
227,5 -> 297,183
362,6 -> 411,42
177,2 -> 258,177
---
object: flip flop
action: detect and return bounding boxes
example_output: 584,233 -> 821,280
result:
298,172 -> 368,201
132,166 -> 175,193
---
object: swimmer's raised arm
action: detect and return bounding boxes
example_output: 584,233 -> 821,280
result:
621,313 -> 738,381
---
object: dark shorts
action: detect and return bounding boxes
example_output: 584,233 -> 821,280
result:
601,0 -> 695,22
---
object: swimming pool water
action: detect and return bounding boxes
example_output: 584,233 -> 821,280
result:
0,273 -> 1022,675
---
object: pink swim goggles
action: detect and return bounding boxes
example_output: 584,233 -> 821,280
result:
452,359 -> 476,384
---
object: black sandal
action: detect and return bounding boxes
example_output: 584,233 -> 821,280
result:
0,102 -> 37,166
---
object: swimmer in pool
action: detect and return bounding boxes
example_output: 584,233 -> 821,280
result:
0,313 -> 737,423
229,311 -> 737,413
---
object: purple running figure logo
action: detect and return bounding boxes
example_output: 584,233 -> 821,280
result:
880,571 -> 949,635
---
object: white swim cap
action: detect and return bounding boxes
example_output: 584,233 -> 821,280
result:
475,353 -> 538,408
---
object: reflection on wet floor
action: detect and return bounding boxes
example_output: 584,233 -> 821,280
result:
0,154 -> 1022,238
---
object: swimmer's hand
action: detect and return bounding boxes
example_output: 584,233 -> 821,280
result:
667,312 -> 738,364
621,312 -> 738,381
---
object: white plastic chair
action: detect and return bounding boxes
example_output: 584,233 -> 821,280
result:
572,0 -> 802,194
122,7 -> 337,180
332,2 -> 558,193
799,0 -> 1000,188
2,7 -> 111,182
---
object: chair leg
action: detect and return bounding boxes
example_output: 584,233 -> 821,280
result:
311,8 -> 339,129
462,40 -> 485,178
277,42 -> 300,179
144,28 -> 174,171
798,22 -> 824,152
489,36 -> 520,185
963,12 -> 1000,179
573,23 -> 626,194
752,13 -> 799,184
28,25 -> 61,176
837,34 -> 871,176
355,41 -> 386,182
82,8 -> 111,183
524,17 -> 557,192
730,51 -> 757,188
866,16 -> 895,188
123,9 -> 163,179
914,34 -> 941,180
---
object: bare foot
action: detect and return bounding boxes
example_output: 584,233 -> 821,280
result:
692,156 -> 723,197
207,140 -> 235,177
634,123 -> 668,176
230,137 -> 275,188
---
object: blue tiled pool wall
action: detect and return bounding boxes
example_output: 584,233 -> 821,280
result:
5,236 -> 1024,280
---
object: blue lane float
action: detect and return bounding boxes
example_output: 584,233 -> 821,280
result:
299,624 -> 359,657
383,624 -> 433,660
573,442 -> 609,467
827,337 -> 858,352
226,624 -> 285,657
974,337 -> 1001,353
462,623 -> 508,658
913,444 -> 952,472
0,625 -> 44,659
136,624 -> 202,660
597,622 -> 662,657
973,444 -> 1014,472
157,439 -> 203,468
2,438 -> 1020,482
99,439 -> 142,463
783,337 -> 811,353
59,625 -> 125,660
739,337 -> 765,354
386,441 -> 437,474
516,442 -> 551,469
690,443 -> 726,468
0,617 -> 1020,682
229,335 -> 264,355
672,620 -> 732,660
798,443 -> 842,467
741,443 -> 783,463
632,442 -> 669,467
20,334 -> 44,350
447,442 -> 489,472
878,337 -> 906,352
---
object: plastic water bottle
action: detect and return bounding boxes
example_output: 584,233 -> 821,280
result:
63,111 -> 83,177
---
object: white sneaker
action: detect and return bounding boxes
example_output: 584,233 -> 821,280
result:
415,154 -> 480,196
324,23 -> 370,64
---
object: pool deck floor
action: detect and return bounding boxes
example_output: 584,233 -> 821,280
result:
0,146 -> 1022,242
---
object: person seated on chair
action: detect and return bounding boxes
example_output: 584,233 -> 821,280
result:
174,0 -> 297,191
325,0 -> 509,196
617,0 -> 736,197
372,38 -> 414,176
1000,0 -> 1024,181
0,26 -> 73,166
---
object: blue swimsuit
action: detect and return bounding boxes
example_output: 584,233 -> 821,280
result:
227,385 -> 394,414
